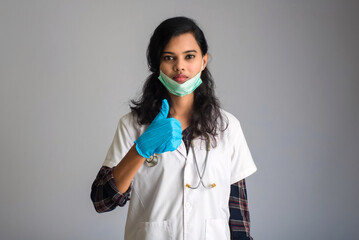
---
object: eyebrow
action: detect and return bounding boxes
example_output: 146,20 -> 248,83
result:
162,50 -> 198,55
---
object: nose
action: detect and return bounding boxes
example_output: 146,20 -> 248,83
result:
174,58 -> 185,72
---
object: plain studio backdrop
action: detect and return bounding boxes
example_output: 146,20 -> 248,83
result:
0,0 -> 358,239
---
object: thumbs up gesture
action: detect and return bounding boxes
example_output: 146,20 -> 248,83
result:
134,99 -> 183,158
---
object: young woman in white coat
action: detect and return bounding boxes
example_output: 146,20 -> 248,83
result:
91,16 -> 257,240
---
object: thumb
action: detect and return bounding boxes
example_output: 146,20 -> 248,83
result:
153,99 -> 169,121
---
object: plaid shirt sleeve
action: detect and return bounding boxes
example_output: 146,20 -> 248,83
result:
90,166 -> 131,213
229,179 -> 253,240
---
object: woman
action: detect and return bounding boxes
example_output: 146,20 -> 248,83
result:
91,16 -> 257,240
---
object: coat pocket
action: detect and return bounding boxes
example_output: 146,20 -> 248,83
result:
136,220 -> 173,240
205,218 -> 230,240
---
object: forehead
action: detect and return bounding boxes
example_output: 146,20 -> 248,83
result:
163,32 -> 200,53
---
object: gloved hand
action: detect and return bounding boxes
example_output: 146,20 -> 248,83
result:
134,99 -> 182,158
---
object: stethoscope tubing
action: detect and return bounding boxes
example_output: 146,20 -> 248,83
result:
145,137 -> 215,189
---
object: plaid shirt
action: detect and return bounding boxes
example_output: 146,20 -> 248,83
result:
91,128 -> 253,240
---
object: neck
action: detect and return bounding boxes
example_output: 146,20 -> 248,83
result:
169,93 -> 194,123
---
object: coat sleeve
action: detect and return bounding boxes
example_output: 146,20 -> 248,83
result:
90,113 -> 138,213
103,112 -> 139,168
228,114 -> 257,184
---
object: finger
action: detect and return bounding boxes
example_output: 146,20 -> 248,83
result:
169,118 -> 182,129
153,99 -> 169,121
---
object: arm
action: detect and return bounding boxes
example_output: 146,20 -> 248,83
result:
113,144 -> 146,193
91,99 -> 182,213
229,179 -> 253,240
90,145 -> 145,213
112,99 -> 182,193
90,144 -> 164,213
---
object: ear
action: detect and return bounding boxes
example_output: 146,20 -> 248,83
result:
202,53 -> 209,71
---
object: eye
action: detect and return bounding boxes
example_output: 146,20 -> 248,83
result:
186,54 -> 195,59
163,55 -> 174,61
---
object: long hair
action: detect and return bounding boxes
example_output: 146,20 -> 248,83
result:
130,16 -> 227,146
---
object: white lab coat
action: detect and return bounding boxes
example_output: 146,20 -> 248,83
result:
103,109 -> 257,240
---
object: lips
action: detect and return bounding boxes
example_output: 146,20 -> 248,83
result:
173,74 -> 188,83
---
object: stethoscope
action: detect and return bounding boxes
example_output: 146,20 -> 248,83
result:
145,137 -> 216,189
145,154 -> 159,167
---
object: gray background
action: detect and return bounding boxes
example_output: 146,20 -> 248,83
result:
0,0 -> 358,239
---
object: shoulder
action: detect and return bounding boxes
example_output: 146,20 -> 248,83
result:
217,109 -> 247,143
109,111 -> 146,143
117,111 -> 142,132
219,109 -> 241,130
119,111 -> 136,125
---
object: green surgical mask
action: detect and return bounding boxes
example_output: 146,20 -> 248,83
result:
158,60 -> 204,97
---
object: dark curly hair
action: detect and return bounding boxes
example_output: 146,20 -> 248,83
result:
130,16 -> 227,146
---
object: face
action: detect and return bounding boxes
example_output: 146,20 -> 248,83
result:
160,32 -> 208,84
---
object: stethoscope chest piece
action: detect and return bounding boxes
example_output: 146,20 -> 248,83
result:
145,154 -> 158,167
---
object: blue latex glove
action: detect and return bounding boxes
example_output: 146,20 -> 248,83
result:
134,99 -> 182,158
